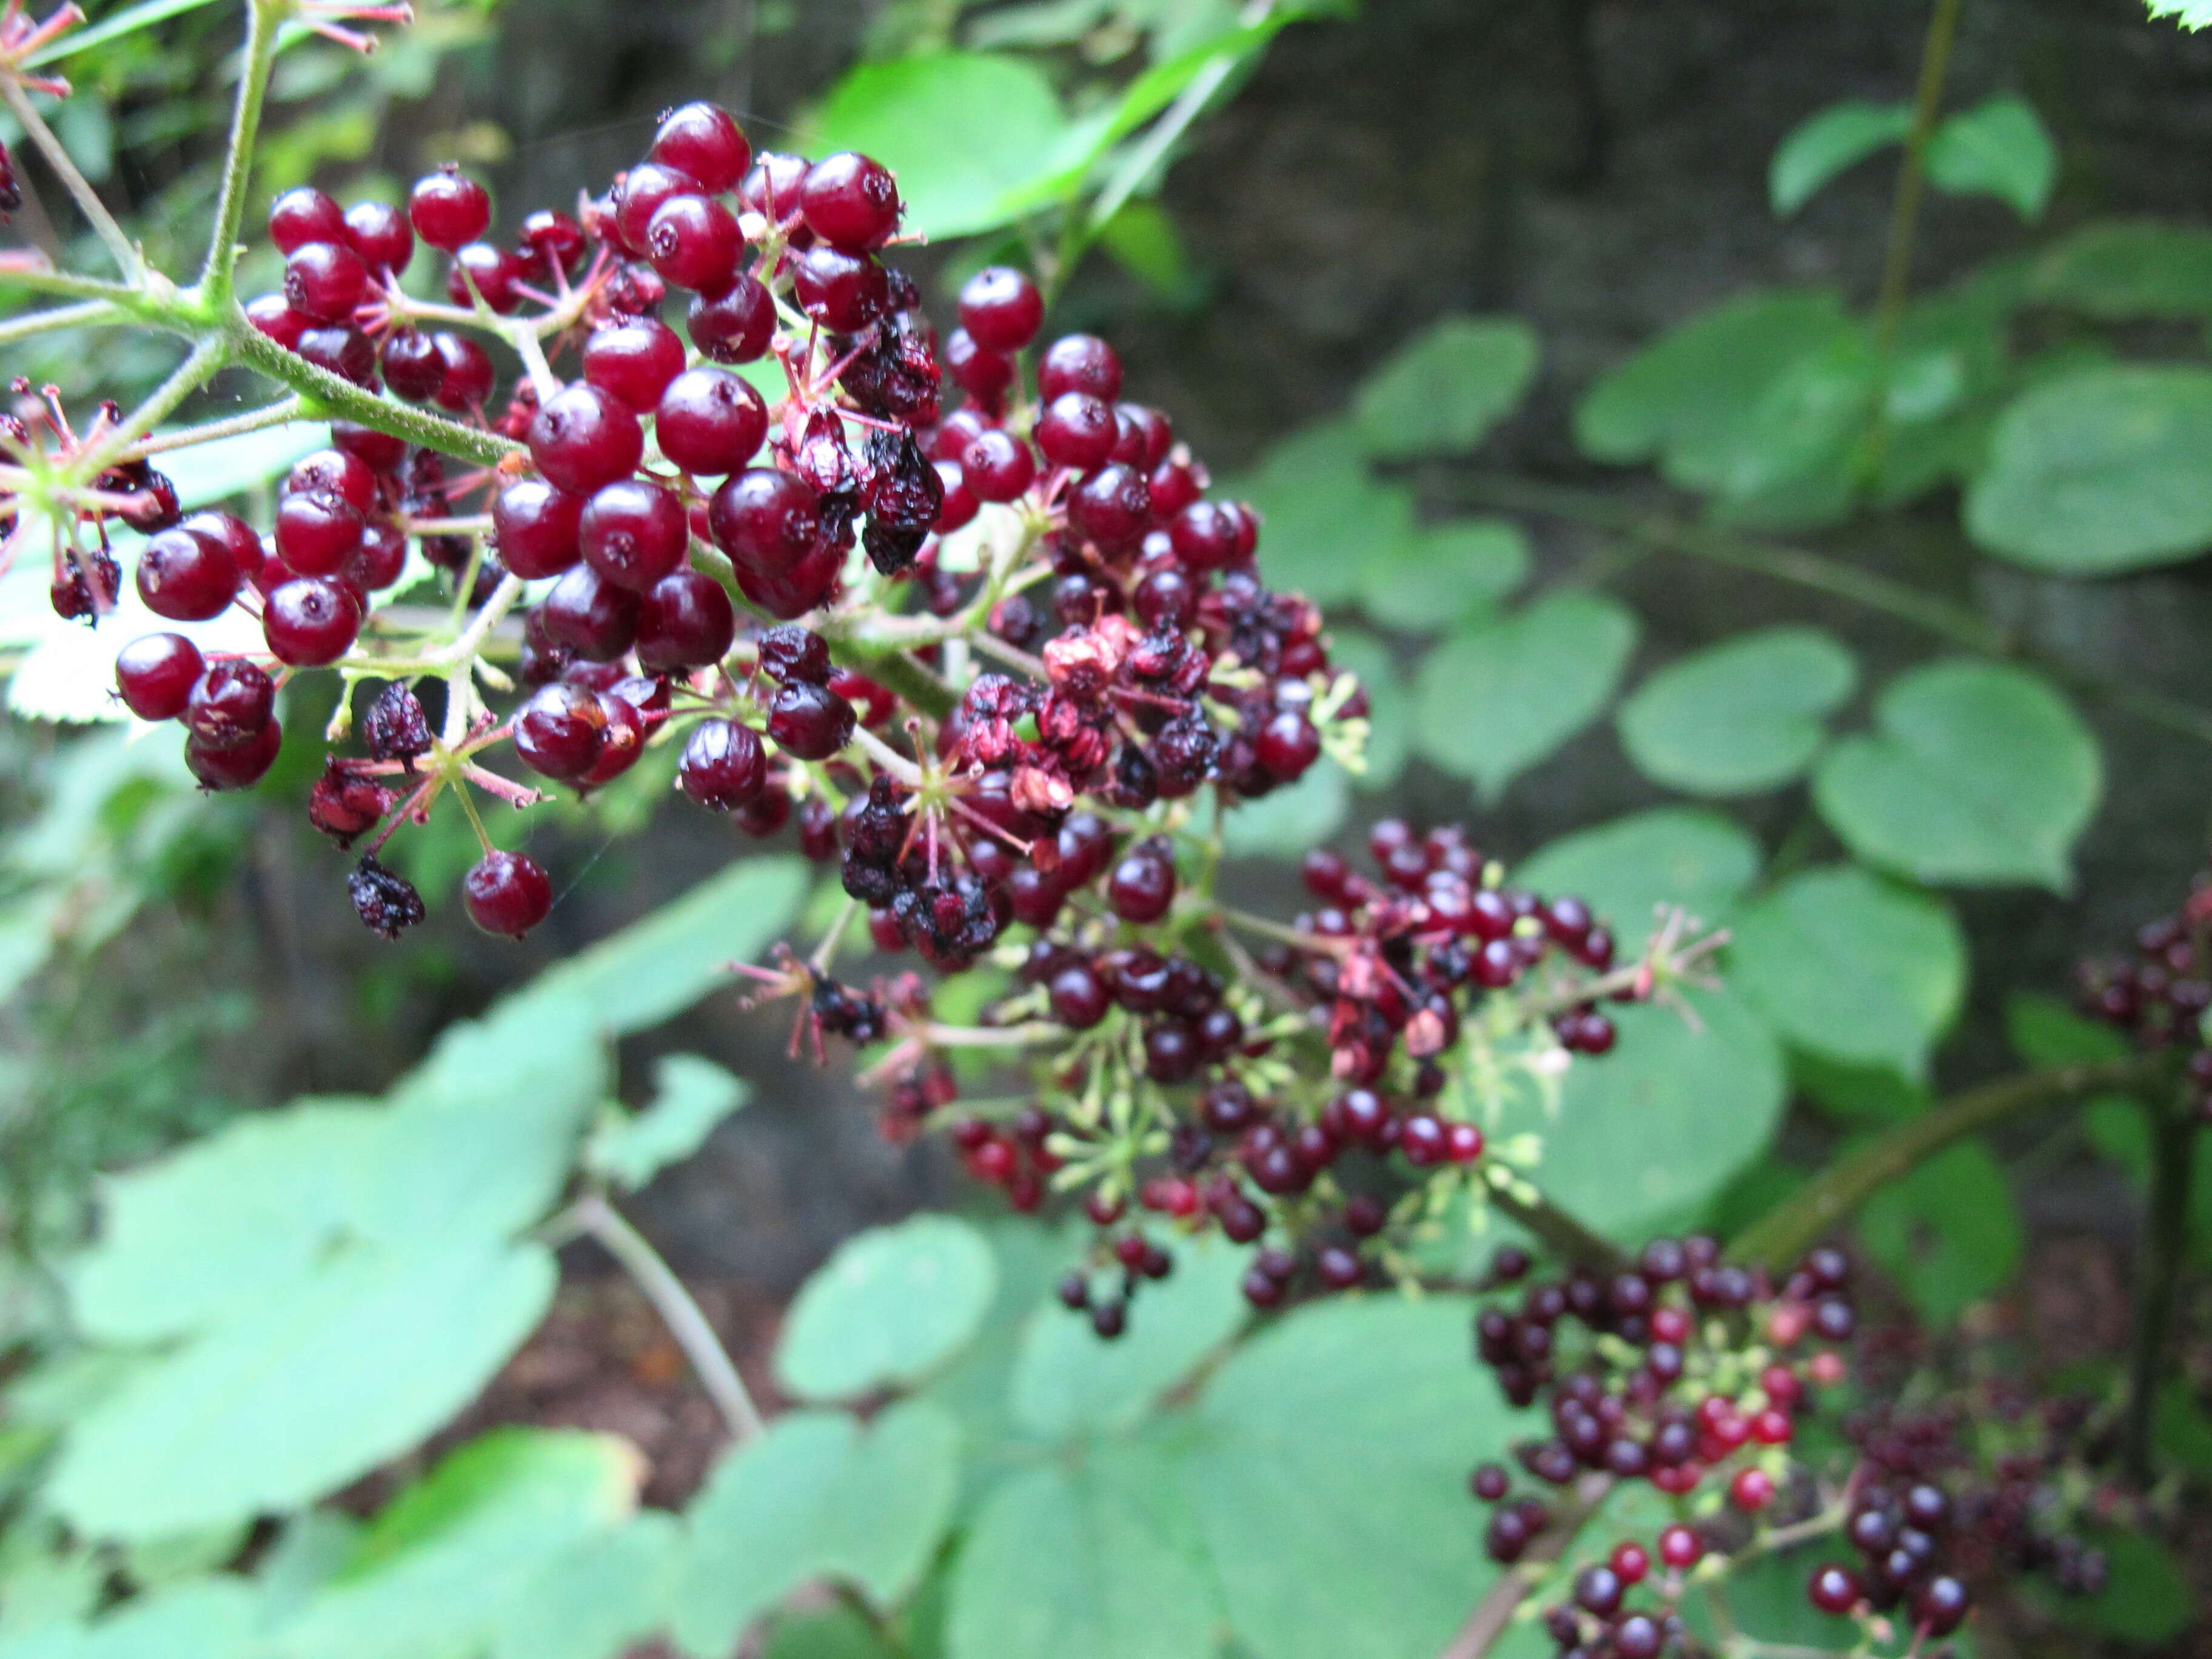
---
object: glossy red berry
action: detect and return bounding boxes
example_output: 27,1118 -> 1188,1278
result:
1912,1576 -> 1968,1637
464,850 -> 552,937
934,461 -> 977,532
677,719 -> 766,810
263,576 -> 362,665
283,241 -> 369,323
537,564 -> 640,661
246,293 -> 307,349
1039,333 -> 1122,403
1657,1524 -> 1703,1569
136,526 -> 240,621
1049,963 -> 1110,1029
636,571 -> 735,672
581,318 -> 686,412
114,632 -> 204,720
1069,463 -> 1151,550
651,102 -> 750,193
709,468 -> 821,577
1808,1566 -> 1860,1616
1035,392 -> 1118,471
446,241 -> 524,312
1107,842 -> 1176,923
1729,1467 -> 1776,1512
645,193 -> 740,298
579,478 -> 687,592
958,265 -> 1043,352
520,207 -> 585,271
514,681 -> 608,782
494,478 -> 585,578
655,367 -> 766,475
433,331 -> 494,411
273,490 -> 363,576
766,679 -> 854,760
800,152 -> 900,249
961,429 -> 1035,503
529,383 -> 644,495
267,186 -> 348,253
186,717 -> 281,791
342,200 -> 412,273
687,276 -> 774,363
183,659 -> 275,749
178,510 -> 264,583
943,329 -> 1013,406
791,244 -> 890,330
380,328 -> 444,401
408,166 -> 490,252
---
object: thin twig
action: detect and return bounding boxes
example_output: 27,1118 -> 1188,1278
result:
568,1191 -> 764,1443
0,295 -> 121,344
0,76 -> 136,276
198,0 -> 280,304
129,395 -> 304,455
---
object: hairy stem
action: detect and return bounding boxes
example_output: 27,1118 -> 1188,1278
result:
1437,1473 -> 1613,1659
0,295 -> 122,344
1456,472 -> 2212,746
199,0 -> 283,304
568,1192 -> 763,1443
78,333 -> 229,475
0,262 -> 145,304
227,306 -> 523,467
129,395 -> 306,455
2122,1096 -> 2196,1483
0,75 -> 137,276
1728,1054 -> 2170,1271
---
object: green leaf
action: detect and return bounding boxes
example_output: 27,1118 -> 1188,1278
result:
50,1236 -> 558,1540
803,56 -> 1073,240
519,857 -> 807,1036
2005,990 -> 2131,1068
1094,199 -> 1196,300
1769,100 -> 1912,216
1414,591 -> 1638,799
1513,808 -> 1761,950
670,1402 -> 960,1657
1220,762 -> 1350,860
764,1606 -> 900,1659
2043,1529 -> 2191,1644
1323,629 -> 1410,791
1965,364 -> 2212,573
2150,1 -> 2212,28
0,1578 -> 261,1659
1857,1138 -> 2023,1320
776,1218 -> 999,1402
1010,1238 -> 1247,1438
1525,987 -> 1788,1239
947,1442 -> 1216,1659
1729,865 -> 1966,1079
1926,95 -> 2057,221
588,1055 -> 748,1191
1615,626 -> 1856,796
1574,289 -> 1869,503
2027,219 -> 2212,319
487,1512 -> 680,1659
1182,1298 -> 1510,1659
1812,660 -> 2101,889
1235,422 -> 1414,608
1352,317 -> 1539,461
24,0 -> 229,64
279,1429 -> 641,1659
1356,518 -> 1529,634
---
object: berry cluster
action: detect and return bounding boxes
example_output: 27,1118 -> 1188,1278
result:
2076,868 -> 2212,1118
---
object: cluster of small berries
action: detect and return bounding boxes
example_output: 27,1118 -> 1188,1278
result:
2076,869 -> 2212,1118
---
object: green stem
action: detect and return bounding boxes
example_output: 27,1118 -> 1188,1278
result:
77,333 -> 229,476
1728,1054 -> 2170,1271
1456,472 -> 2212,746
1437,1474 -> 1613,1659
199,0 -> 283,306
1490,1184 -> 1631,1275
0,76 -> 138,276
2122,1096 -> 2196,1483
0,264 -> 146,304
1873,0 -> 1964,358
227,306 -> 523,468
0,296 -> 123,344
567,1192 -> 764,1443
129,395 -> 304,455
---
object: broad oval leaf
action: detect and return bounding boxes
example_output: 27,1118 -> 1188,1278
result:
1925,94 -> 2057,221
1356,518 -> 1529,634
1769,100 -> 1912,216
1857,1138 -> 2023,1322
776,1216 -> 998,1401
1812,660 -> 2100,890
1415,591 -> 1637,799
1526,986 -> 1788,1239
1182,1298 -> 1512,1659
1219,761 -> 1349,860
1352,317 -> 1539,460
1965,364 -> 2212,573
2027,219 -> 2212,320
1615,625 -> 1856,796
587,1055 -> 748,1192
1729,865 -> 1966,1079
1236,421 -> 1414,608
803,55 -> 1073,240
947,1441 -> 1216,1659
1513,808 -> 1761,951
670,1402 -> 960,1657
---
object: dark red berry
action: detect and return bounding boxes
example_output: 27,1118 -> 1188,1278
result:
268,186 -> 348,253
651,102 -> 750,194
528,383 -> 644,495
136,526 -> 239,621
464,850 -> 552,937
263,575 -> 362,665
178,510 -> 264,583
709,467 -> 821,577
766,679 -> 854,760
537,564 -> 640,660
494,478 -> 585,578
381,328 -> 445,401
1039,333 -> 1122,403
432,331 -> 494,411
957,265 -> 1043,352
183,659 -> 274,749
582,317 -> 686,412
1107,842 -> 1176,923
273,489 -> 363,577
342,199 -> 412,273
446,242 -> 524,313
800,152 -> 900,250
677,719 -> 766,810
1069,463 -> 1151,551
645,193 -> 741,295
655,367 -> 766,475
962,429 -> 1035,503
520,207 -> 585,271
688,276 -> 775,363
1035,392 -> 1117,471
635,571 -> 736,671
407,166 -> 490,252
943,329 -> 1013,406
1808,1566 -> 1860,1617
186,717 -> 281,791
513,681 -> 608,782
246,293 -> 307,349
791,245 -> 889,330
114,632 -> 204,720
613,159 -> 702,253
579,478 -> 687,592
